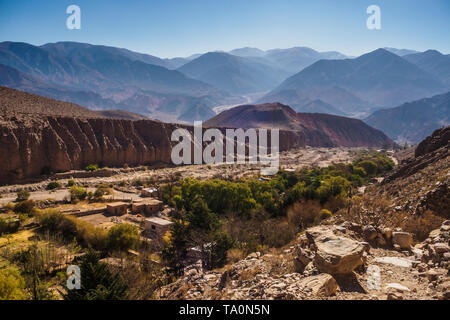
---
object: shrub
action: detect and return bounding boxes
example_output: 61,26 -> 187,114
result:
320,209 -> 333,220
16,190 -> 30,202
38,210 -> 107,250
46,182 -> 61,190
317,176 -> 350,203
107,224 -> 140,252
357,160 -> 378,176
85,164 -> 99,172
401,210 -> 444,242
287,200 -> 322,229
38,210 -> 65,232
352,166 -> 367,177
0,267 -> 27,300
0,217 -> 20,234
13,200 -> 35,215
67,179 -> 76,187
70,186 -> 87,202
93,186 -> 113,200
63,249 -> 128,300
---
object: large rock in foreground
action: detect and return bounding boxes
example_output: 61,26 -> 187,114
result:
297,273 -> 338,297
307,227 -> 365,274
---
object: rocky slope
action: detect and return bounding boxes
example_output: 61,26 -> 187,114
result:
158,221 -> 450,300
380,126 -> 449,217
205,103 -> 395,148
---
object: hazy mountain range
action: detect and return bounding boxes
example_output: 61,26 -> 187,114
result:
0,41 -> 449,141
366,91 -> 450,144
259,49 -> 447,117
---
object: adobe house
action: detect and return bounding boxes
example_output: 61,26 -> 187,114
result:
141,187 -> 158,198
131,198 -> 163,216
144,217 -> 173,237
106,202 -> 128,216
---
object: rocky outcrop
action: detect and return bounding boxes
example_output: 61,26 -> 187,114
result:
306,226 -> 366,274
415,126 -> 450,157
157,221 -> 450,300
0,115 -> 178,184
381,126 -> 449,217
386,126 -> 449,183
205,103 -> 395,148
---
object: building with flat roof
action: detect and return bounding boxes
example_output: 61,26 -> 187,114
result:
131,198 -> 163,216
106,202 -> 128,216
144,217 -> 173,237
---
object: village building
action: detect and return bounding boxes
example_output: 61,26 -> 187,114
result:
141,187 -> 158,198
131,198 -> 163,216
144,217 -> 173,237
106,202 -> 128,216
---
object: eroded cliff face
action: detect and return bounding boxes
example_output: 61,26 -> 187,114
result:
0,116 -> 179,184
0,115 -> 309,184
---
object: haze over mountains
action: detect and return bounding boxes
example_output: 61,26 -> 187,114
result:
260,49 -> 447,117
366,91 -> 450,144
0,40 -> 449,142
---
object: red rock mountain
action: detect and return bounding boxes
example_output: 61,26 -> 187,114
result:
205,103 -> 394,148
0,89 -> 393,183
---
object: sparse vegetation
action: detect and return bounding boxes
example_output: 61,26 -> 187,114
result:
85,164 -> 99,172
69,186 -> 87,203
46,181 -> 61,190
16,190 -> 30,202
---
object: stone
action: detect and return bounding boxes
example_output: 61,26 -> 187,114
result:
246,252 -> 259,260
386,283 -> 410,292
429,229 -> 441,239
312,233 -> 365,274
392,232 -> 413,249
382,228 -> 393,240
366,265 -> 381,290
433,243 -> 449,255
297,273 -> 338,297
377,236 -> 387,247
374,256 -> 413,268
387,292 -> 403,300
363,225 -> 377,241
426,268 -> 447,282
294,248 -> 312,274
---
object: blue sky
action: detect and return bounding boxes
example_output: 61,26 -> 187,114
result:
0,0 -> 449,58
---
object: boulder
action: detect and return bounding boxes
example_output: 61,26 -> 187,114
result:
363,225 -> 378,241
392,232 -> 413,249
382,228 -> 393,240
426,268 -> 447,282
433,243 -> 449,255
297,273 -> 338,297
311,232 -> 365,274
429,229 -> 441,239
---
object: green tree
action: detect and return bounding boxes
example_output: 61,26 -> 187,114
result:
13,200 -> 35,215
16,190 -> 30,202
0,267 -> 27,300
357,160 -> 378,176
70,186 -> 87,202
63,250 -> 128,300
106,224 -> 140,252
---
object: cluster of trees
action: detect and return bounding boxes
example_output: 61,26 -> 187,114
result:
161,152 -> 395,273
38,210 -> 140,253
